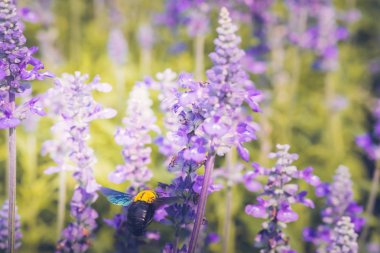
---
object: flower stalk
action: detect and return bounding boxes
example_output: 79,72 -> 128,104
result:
194,34 -> 205,80
360,160 -> 380,245
222,151 -> 234,253
8,92 -> 16,253
188,155 -> 215,253
57,170 -> 66,239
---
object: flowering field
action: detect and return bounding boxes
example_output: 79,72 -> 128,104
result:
0,0 -> 379,253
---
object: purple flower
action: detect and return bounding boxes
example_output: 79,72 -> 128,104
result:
43,72 -> 116,252
243,169 -> 262,192
0,200 -> 22,250
192,175 -> 223,194
277,202 -> 299,223
245,144 -> 319,252
245,198 -> 269,219
298,166 -> 321,187
183,136 -> 208,163
156,175 -> 198,240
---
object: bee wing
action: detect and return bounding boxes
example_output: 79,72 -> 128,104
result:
100,187 -> 133,206
154,196 -> 180,208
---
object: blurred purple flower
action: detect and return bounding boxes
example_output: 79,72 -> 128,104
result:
367,242 -> 380,253
242,0 -> 274,75
19,0 -> 54,25
157,0 -> 209,37
108,28 -> 128,66
137,23 -> 155,50
328,216 -> 358,253
0,200 -> 22,251
43,72 -> 116,253
304,165 -> 364,251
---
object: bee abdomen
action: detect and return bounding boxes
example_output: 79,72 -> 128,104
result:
127,201 -> 155,236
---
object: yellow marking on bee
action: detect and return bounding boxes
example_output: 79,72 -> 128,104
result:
133,190 -> 157,204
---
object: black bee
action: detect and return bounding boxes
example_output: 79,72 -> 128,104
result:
100,187 -> 177,236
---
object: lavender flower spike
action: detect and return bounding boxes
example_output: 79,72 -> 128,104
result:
43,72 -> 116,253
0,200 -> 22,251
110,82 -> 159,187
106,81 -> 159,252
245,144 -> 320,252
328,216 -> 358,253
1,1 -> 51,251
303,165 -> 364,251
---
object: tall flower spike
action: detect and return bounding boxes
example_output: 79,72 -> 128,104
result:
43,72 -> 116,253
0,200 -> 22,251
106,81 -> 159,252
110,82 -> 159,186
1,1 -> 51,251
245,144 -> 319,252
328,216 -> 358,253
159,8 -> 261,253
325,166 -> 364,229
303,165 -> 364,251
203,6 -> 261,160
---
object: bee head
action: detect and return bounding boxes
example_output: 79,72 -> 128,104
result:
133,190 -> 158,204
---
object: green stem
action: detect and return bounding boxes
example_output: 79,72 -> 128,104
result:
173,228 -> 180,253
26,135 -> 37,182
57,171 -> 66,239
258,112 -> 272,166
324,73 -> 344,160
194,34 -> 205,80
69,0 -> 81,64
115,66 -> 126,107
359,160 -> 380,247
140,48 -> 152,76
8,92 -> 16,253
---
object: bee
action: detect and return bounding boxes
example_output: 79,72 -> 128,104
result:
100,187 -> 177,236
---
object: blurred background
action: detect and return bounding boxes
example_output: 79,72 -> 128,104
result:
1,0 -> 380,252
